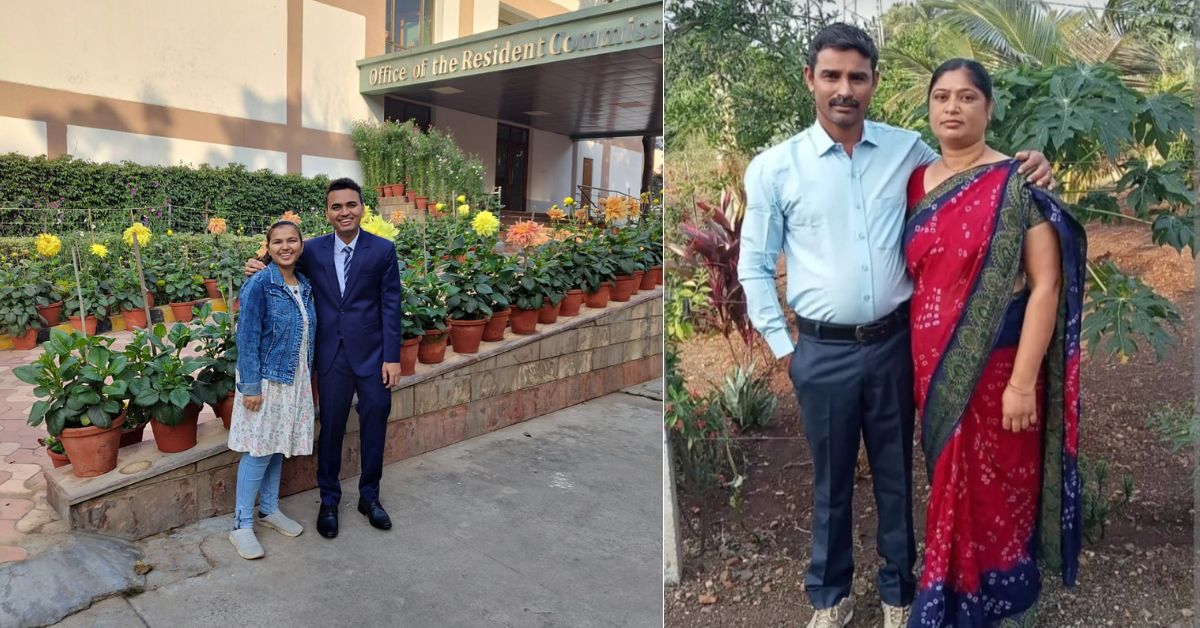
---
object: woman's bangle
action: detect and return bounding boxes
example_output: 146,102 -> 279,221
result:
1006,381 -> 1034,396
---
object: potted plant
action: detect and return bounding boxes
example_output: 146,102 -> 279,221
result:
112,267 -> 149,329
117,332 -> 156,446
13,330 -> 131,477
479,252 -> 516,342
0,262 -> 43,349
191,303 -> 238,429
162,271 -> 206,322
31,234 -> 66,325
638,218 -> 664,289
39,435 -> 69,469
508,260 -> 563,335
128,322 -> 212,453
441,257 -> 495,354
65,278 -> 110,335
400,312 -> 422,376
607,228 -> 644,302
574,230 -> 617,308
406,271 -> 449,364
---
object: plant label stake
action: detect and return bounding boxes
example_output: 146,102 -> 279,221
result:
131,232 -> 152,329
70,244 -> 87,339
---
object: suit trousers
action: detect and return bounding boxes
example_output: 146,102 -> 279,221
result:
316,342 -> 392,506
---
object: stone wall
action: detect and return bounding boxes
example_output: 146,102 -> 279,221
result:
47,290 -> 663,540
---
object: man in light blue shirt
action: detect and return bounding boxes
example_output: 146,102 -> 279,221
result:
737,24 -> 1051,628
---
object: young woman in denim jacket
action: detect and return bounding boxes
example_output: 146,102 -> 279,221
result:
227,220 -> 317,559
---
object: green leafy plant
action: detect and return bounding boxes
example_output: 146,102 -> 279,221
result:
0,262 -> 42,335
404,270 -> 448,336
1080,454 -> 1134,544
191,302 -> 238,406
718,361 -> 777,431
1082,260 -> 1181,362
13,330 -> 131,436
665,268 -> 712,341
39,435 -> 65,455
441,256 -> 495,321
109,266 -> 147,313
127,323 -> 212,425
510,259 -> 564,311
161,270 -> 206,304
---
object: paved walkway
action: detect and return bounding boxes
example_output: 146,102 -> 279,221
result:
2,383 -> 663,627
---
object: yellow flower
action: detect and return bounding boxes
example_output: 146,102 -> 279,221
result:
456,195 -> 467,203
563,196 -> 575,207
207,217 -> 228,235
547,206 -> 565,221
122,223 -> 152,247
505,220 -> 550,248
435,203 -> 446,212
471,210 -> 500,237
166,229 -> 174,236
34,233 -> 62,257
280,210 -> 302,224
653,197 -> 661,204
457,204 -> 470,217
89,243 -> 109,258
360,206 -> 398,241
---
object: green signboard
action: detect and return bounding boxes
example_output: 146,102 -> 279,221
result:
358,0 -> 662,94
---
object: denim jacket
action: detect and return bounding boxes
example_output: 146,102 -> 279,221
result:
235,263 -> 317,396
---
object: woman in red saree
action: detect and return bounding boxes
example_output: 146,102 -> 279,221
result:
903,60 -> 1085,627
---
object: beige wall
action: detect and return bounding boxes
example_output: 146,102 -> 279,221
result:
0,0 -> 289,124
528,128 -> 573,213
434,105 -> 498,185
0,0 -> 384,175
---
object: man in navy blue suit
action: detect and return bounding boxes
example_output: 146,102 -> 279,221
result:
247,177 -> 403,538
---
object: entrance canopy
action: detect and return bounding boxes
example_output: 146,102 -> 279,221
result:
358,0 -> 662,139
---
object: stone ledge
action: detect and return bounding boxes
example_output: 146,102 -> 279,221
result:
43,291 -> 664,540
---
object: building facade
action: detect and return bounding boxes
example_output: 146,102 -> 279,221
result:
0,0 -> 662,213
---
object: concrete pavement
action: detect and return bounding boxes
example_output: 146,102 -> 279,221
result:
20,382 -> 663,628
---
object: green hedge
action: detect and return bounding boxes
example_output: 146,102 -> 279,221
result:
0,153 -> 379,236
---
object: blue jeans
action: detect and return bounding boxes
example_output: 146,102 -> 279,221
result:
234,452 -> 284,529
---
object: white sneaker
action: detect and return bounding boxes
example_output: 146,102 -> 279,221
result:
882,601 -> 909,628
807,595 -> 854,628
229,528 -> 264,559
258,510 -> 304,537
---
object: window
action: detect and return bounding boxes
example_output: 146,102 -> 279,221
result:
385,99 -> 432,132
386,0 -> 434,51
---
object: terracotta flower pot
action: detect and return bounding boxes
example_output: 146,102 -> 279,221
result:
169,301 -> 197,322
415,197 -> 429,210
584,283 -> 611,308
641,267 -> 660,290
376,185 -> 386,198
120,422 -> 147,448
11,328 -> 37,350
483,308 -> 511,342
400,336 -> 420,375
417,329 -> 448,364
656,267 -> 663,286
406,190 -> 417,203
67,315 -> 99,335
611,275 -> 637,302
203,279 -> 221,299
449,317 -> 488,354
151,403 -> 202,453
47,448 -> 70,469
37,301 -> 63,326
395,184 -> 406,197
59,420 -> 124,477
145,291 -> 156,308
631,270 -> 645,295
510,307 -> 539,335
212,392 -> 235,430
538,298 -> 561,324
121,308 -> 148,330
560,290 -> 584,317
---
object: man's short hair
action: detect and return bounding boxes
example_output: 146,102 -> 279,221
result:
325,177 -> 363,206
807,23 -> 879,71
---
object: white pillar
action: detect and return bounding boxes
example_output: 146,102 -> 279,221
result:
663,426 -> 682,586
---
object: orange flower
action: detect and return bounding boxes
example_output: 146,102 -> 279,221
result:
603,197 -> 626,223
552,228 -> 573,242
547,206 -> 566,221
573,209 -> 589,222
505,220 -> 550,248
255,239 -> 267,257
624,197 -> 641,219
207,217 -> 228,235
280,210 -> 302,224
389,212 -> 406,225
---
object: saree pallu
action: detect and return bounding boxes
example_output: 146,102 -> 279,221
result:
903,161 -> 1085,627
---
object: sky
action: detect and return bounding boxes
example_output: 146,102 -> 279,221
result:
836,0 -> 1110,21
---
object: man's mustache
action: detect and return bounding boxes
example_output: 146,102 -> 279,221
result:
830,97 -> 860,108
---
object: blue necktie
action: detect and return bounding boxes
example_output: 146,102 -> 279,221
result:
341,246 -> 353,295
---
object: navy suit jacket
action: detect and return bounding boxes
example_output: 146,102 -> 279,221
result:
297,231 -> 403,378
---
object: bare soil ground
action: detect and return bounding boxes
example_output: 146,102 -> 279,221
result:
665,224 -> 1195,627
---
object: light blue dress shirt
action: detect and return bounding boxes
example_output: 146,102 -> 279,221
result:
737,120 -> 938,358
334,230 -> 360,295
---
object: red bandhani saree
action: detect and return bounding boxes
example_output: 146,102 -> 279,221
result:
903,160 -> 1084,627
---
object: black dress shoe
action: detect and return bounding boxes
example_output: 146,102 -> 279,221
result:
317,505 -> 339,538
357,498 -> 392,530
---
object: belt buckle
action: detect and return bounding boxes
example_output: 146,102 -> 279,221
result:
854,325 -> 867,343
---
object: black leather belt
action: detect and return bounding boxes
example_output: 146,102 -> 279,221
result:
797,303 -> 909,344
